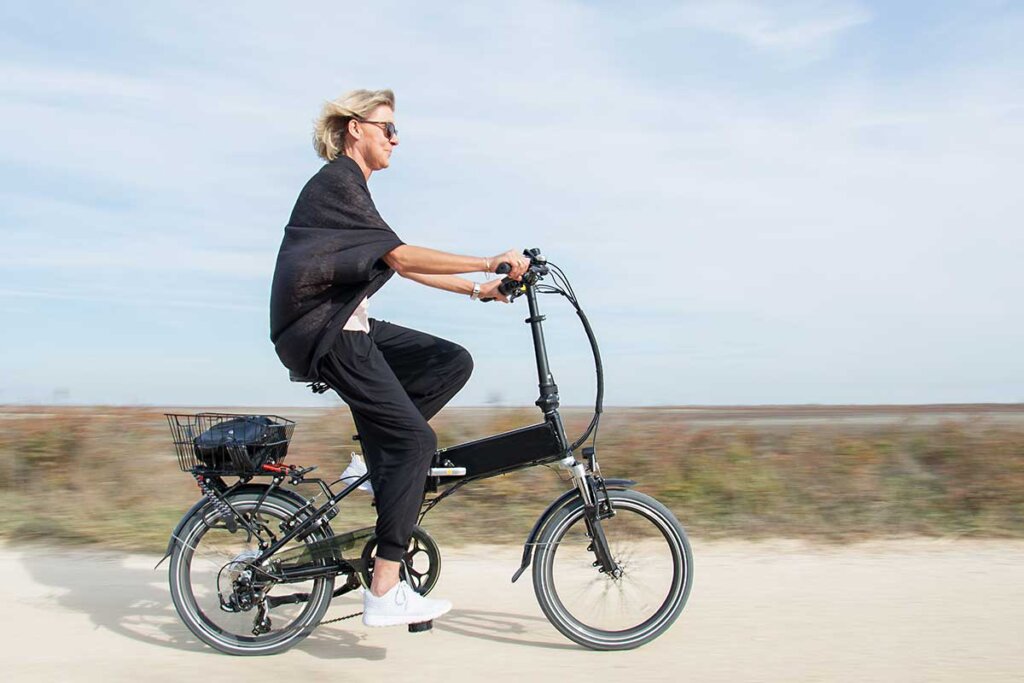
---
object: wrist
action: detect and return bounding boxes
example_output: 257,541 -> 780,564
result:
470,282 -> 481,301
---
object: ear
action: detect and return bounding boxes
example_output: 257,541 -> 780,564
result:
347,118 -> 362,140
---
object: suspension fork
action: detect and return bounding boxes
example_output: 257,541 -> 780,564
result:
565,459 -> 620,576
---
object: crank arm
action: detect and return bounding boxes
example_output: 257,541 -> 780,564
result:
266,592 -> 308,608
265,575 -> 360,609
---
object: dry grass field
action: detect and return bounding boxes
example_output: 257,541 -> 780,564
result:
1,404 -> 1022,551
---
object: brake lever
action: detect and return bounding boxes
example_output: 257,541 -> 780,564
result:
481,276 -> 523,303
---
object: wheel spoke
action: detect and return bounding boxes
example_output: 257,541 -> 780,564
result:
170,494 -> 335,655
533,491 -> 692,650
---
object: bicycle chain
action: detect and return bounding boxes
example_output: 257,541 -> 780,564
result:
315,610 -> 363,627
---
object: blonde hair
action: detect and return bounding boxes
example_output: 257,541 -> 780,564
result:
313,89 -> 395,161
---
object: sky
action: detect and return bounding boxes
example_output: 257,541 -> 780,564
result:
1,0 -> 1022,407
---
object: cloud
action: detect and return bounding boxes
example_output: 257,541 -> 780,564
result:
658,0 -> 871,55
0,286 -> 263,312
0,240 -> 273,277
1,1 -> 1022,404
0,63 -> 162,101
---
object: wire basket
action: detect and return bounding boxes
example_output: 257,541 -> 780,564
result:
165,413 -> 295,475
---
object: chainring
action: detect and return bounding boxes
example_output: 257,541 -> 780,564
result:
358,525 -> 441,596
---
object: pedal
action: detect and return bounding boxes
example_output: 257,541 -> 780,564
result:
408,620 -> 432,633
428,467 -> 466,477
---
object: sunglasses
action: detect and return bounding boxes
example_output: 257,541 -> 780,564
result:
357,119 -> 397,140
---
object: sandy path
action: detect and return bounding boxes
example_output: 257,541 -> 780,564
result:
2,539 -> 1022,682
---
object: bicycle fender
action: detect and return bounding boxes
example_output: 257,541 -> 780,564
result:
510,478 -> 636,583
153,485 -> 310,569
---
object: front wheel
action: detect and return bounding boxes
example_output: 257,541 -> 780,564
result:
532,489 -> 693,650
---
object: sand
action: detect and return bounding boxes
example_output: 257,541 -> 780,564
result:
2,538 -> 1022,682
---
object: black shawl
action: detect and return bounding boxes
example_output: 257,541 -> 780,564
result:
270,156 -> 404,378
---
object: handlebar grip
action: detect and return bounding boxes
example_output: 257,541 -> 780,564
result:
480,276 -> 519,303
481,260 -> 526,302
498,277 -> 518,296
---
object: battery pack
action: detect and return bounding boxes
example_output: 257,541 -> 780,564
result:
435,422 -> 564,480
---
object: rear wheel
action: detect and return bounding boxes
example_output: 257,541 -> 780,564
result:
168,491 -> 335,656
532,489 -> 693,650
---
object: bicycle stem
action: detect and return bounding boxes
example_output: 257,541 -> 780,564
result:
524,278 -> 573,455
525,282 -> 559,413
515,250 -> 604,457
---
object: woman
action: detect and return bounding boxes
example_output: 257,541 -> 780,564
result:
270,89 -> 529,627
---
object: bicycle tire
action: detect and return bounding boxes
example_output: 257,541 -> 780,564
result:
532,489 -> 693,650
168,490 -> 335,655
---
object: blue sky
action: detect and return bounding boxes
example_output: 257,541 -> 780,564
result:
2,1 -> 1022,407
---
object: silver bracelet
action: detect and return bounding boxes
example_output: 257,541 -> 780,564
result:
470,283 -> 481,301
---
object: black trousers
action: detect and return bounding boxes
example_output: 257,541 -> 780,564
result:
317,319 -> 473,562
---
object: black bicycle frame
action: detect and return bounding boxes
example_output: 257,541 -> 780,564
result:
253,472 -> 372,569
199,258 -> 617,580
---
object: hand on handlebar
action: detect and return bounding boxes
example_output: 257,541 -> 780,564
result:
477,278 -> 510,303
489,249 -> 530,280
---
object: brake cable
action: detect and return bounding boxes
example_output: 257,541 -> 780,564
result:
535,261 -> 604,453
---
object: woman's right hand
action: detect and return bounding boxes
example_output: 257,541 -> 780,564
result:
489,249 -> 530,280
477,278 -> 511,303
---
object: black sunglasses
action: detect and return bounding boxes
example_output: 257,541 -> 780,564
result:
357,119 -> 397,140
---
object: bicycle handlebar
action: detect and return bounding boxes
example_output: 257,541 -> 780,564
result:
480,248 -> 604,450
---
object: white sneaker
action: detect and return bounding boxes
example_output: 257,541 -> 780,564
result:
340,453 -> 373,494
362,581 -> 452,627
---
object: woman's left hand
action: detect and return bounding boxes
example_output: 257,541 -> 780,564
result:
477,278 -> 510,303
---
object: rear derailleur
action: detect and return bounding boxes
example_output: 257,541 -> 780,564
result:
219,562 -> 274,635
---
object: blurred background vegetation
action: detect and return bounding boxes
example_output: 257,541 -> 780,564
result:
1,405 -> 1022,552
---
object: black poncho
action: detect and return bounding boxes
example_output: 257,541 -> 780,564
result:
270,156 -> 404,378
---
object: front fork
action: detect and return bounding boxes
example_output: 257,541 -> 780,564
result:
563,456 -> 621,577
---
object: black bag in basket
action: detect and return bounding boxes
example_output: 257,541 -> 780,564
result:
194,416 -> 276,471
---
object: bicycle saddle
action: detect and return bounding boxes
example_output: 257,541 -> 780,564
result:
289,371 -> 330,394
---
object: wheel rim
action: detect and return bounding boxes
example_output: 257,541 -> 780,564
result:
541,496 -> 687,645
173,499 -> 331,651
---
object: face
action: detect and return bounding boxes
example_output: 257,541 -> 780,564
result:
351,104 -> 398,171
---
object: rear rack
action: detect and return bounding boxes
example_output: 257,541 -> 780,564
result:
165,413 -> 295,475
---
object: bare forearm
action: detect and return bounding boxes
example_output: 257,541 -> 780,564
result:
384,245 -> 487,276
400,271 -> 475,295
